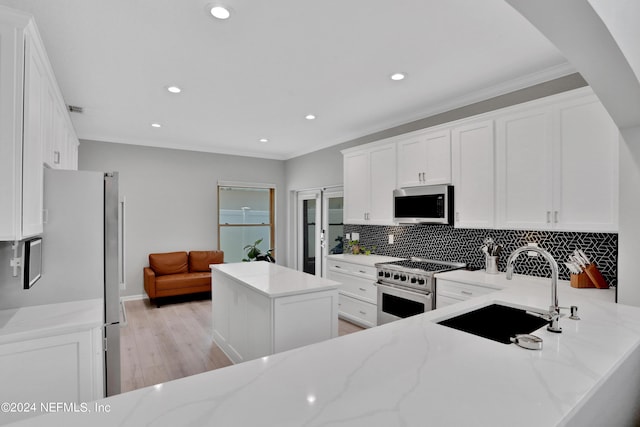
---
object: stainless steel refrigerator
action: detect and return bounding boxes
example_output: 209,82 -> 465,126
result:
42,168 -> 122,397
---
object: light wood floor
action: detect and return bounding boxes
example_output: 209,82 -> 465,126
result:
121,297 -> 364,393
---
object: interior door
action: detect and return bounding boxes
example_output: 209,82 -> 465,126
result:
297,190 -> 321,275
296,188 -> 343,277
321,189 -> 344,277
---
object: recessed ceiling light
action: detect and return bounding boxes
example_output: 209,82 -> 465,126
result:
305,114 -> 316,120
167,86 -> 181,93
210,5 -> 231,20
390,73 -> 406,81
259,138 -> 269,143
151,123 -> 161,128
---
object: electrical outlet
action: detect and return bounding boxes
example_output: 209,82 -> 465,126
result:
345,233 -> 351,241
388,234 -> 394,244
527,242 -> 539,256
352,232 -> 359,241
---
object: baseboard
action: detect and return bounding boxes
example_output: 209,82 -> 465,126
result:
120,294 -> 146,302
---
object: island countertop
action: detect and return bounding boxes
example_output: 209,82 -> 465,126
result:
211,262 -> 340,298
9,272 -> 640,426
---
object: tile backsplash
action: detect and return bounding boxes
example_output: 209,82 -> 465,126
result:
344,224 -> 618,287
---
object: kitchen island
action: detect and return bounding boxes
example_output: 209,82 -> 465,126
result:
210,262 -> 340,364
8,272 -> 640,426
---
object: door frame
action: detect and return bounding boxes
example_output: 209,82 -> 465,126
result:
294,186 -> 343,277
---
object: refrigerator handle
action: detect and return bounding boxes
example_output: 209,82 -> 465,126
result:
119,197 -> 126,288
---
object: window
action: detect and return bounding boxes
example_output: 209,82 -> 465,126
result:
218,185 -> 275,263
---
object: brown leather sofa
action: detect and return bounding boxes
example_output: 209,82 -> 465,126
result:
143,250 -> 224,306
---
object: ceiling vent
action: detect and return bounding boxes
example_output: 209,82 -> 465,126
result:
67,105 -> 84,113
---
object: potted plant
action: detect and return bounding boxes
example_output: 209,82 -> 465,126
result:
243,238 -> 275,262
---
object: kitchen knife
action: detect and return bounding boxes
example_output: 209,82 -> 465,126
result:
577,249 -> 591,264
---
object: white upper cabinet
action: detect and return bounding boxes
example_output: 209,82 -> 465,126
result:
0,7 -> 78,241
397,129 -> 451,187
553,96 -> 618,232
343,143 -> 396,225
452,120 -> 495,228
496,89 -> 619,232
496,108 -> 554,230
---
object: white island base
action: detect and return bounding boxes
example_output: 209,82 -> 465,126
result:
211,262 -> 340,364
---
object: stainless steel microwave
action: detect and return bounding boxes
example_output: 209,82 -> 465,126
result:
393,185 -> 454,224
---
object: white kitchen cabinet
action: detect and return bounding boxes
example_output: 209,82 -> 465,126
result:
397,129 -> 451,187
496,89 -> 618,232
496,107 -> 554,230
553,96 -> 618,231
211,263 -> 339,364
327,258 -> 378,328
0,8 -> 79,241
451,120 -> 495,228
343,142 -> 396,225
435,278 -> 496,309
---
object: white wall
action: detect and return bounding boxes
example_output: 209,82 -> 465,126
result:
78,140 -> 286,298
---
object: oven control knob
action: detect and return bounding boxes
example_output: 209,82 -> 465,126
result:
418,278 -> 425,285
410,277 -> 417,283
400,275 -> 406,281
384,272 -> 391,278
378,271 -> 384,277
393,274 -> 399,280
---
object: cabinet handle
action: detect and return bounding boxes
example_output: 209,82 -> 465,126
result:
546,211 -> 551,223
359,310 -> 367,315
358,270 -> 366,274
54,151 -> 60,165
554,211 -> 559,223
358,287 -> 367,291
461,290 -> 473,296
334,265 -> 342,269
455,212 -> 460,222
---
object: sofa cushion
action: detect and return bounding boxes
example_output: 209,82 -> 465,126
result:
155,272 -> 211,291
189,250 -> 224,272
149,252 -> 188,276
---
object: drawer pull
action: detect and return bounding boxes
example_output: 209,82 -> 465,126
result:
358,287 -> 367,292
334,265 -> 342,269
358,310 -> 367,315
358,270 -> 366,274
461,290 -> 473,296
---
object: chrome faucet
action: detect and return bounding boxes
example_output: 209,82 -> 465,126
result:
505,246 -> 562,333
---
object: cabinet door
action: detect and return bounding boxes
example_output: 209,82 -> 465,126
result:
368,144 -> 396,224
554,98 -> 618,231
452,120 -> 495,228
343,151 -> 369,224
397,134 -> 428,187
423,129 -> 452,185
21,33 -> 46,237
496,108 -> 553,230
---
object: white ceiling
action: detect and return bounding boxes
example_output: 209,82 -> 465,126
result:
0,0 -> 571,160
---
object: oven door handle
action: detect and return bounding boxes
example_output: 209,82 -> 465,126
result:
377,282 -> 432,298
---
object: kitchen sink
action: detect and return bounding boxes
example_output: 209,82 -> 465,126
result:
437,303 -> 549,344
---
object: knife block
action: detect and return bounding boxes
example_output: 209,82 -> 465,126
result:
584,263 -> 609,289
570,272 -> 594,288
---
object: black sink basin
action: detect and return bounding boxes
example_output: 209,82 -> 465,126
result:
437,303 -> 549,344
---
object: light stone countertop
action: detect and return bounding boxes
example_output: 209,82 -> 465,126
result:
211,262 -> 340,298
8,272 -> 640,426
0,298 -> 103,345
326,253 -> 406,267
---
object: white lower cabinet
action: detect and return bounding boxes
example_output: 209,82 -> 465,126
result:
212,270 -> 339,364
327,258 -> 378,328
0,327 -> 104,425
436,278 -> 495,309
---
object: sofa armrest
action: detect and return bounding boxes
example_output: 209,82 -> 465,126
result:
144,267 -> 157,299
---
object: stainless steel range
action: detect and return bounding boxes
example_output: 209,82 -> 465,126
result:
375,258 -> 466,325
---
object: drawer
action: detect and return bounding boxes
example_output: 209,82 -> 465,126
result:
327,260 -> 377,279
436,279 -> 496,301
435,294 -> 464,309
338,294 -> 376,328
329,271 -> 377,304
